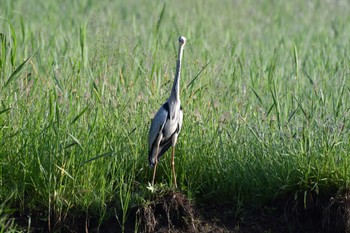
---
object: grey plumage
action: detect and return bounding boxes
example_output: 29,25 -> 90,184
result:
148,36 -> 186,188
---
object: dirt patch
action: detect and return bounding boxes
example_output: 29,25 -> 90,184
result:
136,190 -> 197,233
135,189 -> 238,233
323,189 -> 350,232
268,189 -> 350,233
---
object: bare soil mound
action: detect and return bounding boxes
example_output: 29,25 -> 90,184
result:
136,190 -> 197,233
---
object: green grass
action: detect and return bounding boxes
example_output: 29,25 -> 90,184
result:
1,0 -> 350,231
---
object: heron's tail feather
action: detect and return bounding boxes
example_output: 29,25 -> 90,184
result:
148,149 -> 157,167
148,141 -> 172,167
149,152 -> 161,167
149,156 -> 156,167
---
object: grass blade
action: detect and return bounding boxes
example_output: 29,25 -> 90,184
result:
70,105 -> 90,125
156,3 -> 166,34
80,151 -> 114,166
187,59 -> 212,89
251,87 -> 262,105
334,74 -> 347,118
67,133 -> 83,149
80,24 -> 88,68
293,42 -> 299,79
9,21 -> 17,67
0,32 -> 6,73
55,164 -> 74,180
20,16 -> 25,42
3,48 -> 38,89
0,108 -> 11,115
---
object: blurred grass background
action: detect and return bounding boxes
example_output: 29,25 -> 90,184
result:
1,0 -> 350,231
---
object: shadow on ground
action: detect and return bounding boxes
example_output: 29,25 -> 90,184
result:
103,189 -> 350,233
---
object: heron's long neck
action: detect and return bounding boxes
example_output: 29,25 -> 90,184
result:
170,44 -> 184,102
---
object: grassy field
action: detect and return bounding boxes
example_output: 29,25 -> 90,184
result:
1,0 -> 350,231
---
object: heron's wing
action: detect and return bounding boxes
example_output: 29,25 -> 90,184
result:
155,105 -> 183,164
148,102 -> 169,149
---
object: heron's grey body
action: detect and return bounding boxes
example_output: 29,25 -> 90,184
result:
148,101 -> 183,166
148,36 -> 186,188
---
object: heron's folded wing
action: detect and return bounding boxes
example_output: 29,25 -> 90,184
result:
148,103 -> 169,149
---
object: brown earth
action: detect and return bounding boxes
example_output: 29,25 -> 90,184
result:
129,189 -> 350,233
12,189 -> 350,232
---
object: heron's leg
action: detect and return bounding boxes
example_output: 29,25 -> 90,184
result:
171,146 -> 177,188
151,146 -> 159,186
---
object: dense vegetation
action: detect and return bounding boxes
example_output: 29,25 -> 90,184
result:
1,0 -> 349,231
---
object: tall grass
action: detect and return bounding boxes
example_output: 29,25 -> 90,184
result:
1,0 -> 350,230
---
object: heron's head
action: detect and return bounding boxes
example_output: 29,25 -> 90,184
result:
179,36 -> 186,45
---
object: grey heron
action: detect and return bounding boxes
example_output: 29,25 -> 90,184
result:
148,36 -> 187,188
